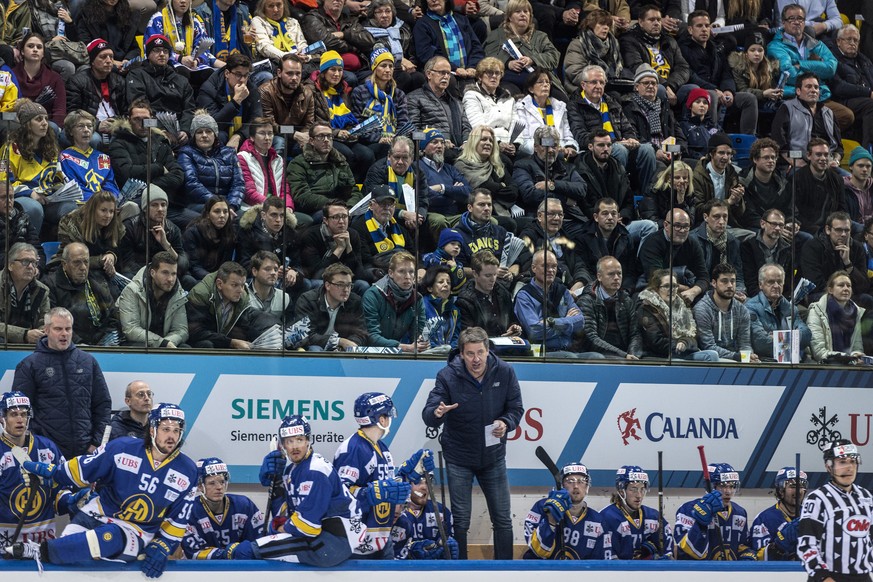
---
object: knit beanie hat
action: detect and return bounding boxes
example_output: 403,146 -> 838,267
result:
145,34 -> 172,56
86,38 -> 111,63
437,228 -> 463,249
370,47 -> 394,70
633,64 -> 659,84
140,184 -> 169,211
190,109 -> 219,136
320,50 -> 343,73
15,99 -> 47,126
743,30 -> 766,51
685,87 -> 711,110
708,132 -> 733,152
849,146 -> 873,167
419,127 -> 444,149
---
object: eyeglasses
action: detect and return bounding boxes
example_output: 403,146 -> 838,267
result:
839,37 -> 860,44
784,15 -> 805,22
73,123 -> 94,131
327,281 -> 352,289
665,221 -> 690,231
431,69 -> 452,77
637,80 -> 658,87
227,69 -> 250,79
13,258 -> 38,267
545,211 -> 564,218
482,70 -> 502,77
762,219 -> 785,228
312,134 -> 333,142
327,214 -> 349,221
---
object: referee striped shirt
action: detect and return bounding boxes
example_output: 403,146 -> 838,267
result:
798,481 -> 873,579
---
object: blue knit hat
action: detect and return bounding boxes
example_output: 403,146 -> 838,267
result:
849,146 -> 873,167
370,47 -> 394,70
419,127 -> 444,149
320,50 -> 343,73
437,228 -> 463,249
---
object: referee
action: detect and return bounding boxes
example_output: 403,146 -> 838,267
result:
798,440 -> 873,582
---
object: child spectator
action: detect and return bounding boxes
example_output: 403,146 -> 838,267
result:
422,228 -> 467,294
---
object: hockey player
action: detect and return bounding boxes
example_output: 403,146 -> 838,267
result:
226,415 -> 364,566
523,463 -> 611,560
751,466 -> 807,561
4,403 -> 199,579
600,466 -> 673,560
182,457 -> 265,559
674,462 -> 755,560
392,474 -> 458,560
331,392 -> 432,558
0,391 -> 85,545
799,440 -> 873,581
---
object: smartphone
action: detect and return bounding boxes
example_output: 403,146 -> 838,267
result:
776,71 -> 790,90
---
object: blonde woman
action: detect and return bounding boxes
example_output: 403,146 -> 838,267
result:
251,0 -> 310,66
455,125 -> 518,224
462,58 -> 515,155
640,160 -> 695,226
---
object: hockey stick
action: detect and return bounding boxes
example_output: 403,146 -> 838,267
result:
438,450 -> 447,509
264,436 -> 282,526
10,445 -> 38,544
697,445 -> 729,560
794,452 -> 801,518
419,452 -> 451,560
657,450 -> 665,556
534,446 -> 565,558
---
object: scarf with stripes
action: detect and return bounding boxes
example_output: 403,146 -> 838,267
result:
364,209 -> 405,253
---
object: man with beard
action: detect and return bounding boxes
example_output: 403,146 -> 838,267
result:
45,242 -> 117,345
417,128 -> 471,240
286,122 -> 359,217
196,53 -> 263,149
800,211 -> 869,302
259,54 -> 315,156
692,263 -> 757,362
638,208 -> 709,302
0,243 -> 49,344
738,138 -> 798,236
361,250 -> 427,352
740,209 -> 794,298
117,251 -> 189,348
576,198 -> 639,293
456,250 -> 521,337
118,186 -> 187,278
689,199 -> 746,300
574,129 -> 634,231
246,251 -> 293,321
691,133 -> 748,233
752,466 -> 808,560
300,200 -> 367,294
454,189 -> 527,282
392,472 -> 458,560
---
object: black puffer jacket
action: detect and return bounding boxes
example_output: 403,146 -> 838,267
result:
195,68 -> 263,142
12,337 -> 111,459
575,281 -> 642,358
125,63 -> 196,134
45,269 -> 118,345
66,68 -> 128,120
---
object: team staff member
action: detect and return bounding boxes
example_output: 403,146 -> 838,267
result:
752,466 -> 807,561
423,326 -> 523,560
798,440 -> 873,581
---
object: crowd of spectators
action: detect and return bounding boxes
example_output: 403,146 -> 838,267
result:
0,0 -> 871,363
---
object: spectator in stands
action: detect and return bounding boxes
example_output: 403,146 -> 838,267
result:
638,208 -> 709,302
639,160 -> 695,228
767,4 -> 852,131
844,147 -> 873,227
0,181 -> 42,268
287,121 -> 360,218
691,133 -> 747,230
13,33 -> 66,132
794,138 -> 847,235
4,99 -> 68,233
251,0 -> 310,71
193,0 -> 253,61
808,270 -> 868,363
772,72 -> 842,168
408,56 -> 472,162
623,64 -> 686,160
117,251 -> 188,347
575,197 -> 637,292
638,268 -> 719,360
187,261 -> 275,349
422,227 -> 467,294
66,39 -> 128,150
118,186 -> 186,278
515,248 -> 604,359
299,200 -> 367,291
581,1 -> 630,30
801,211 -> 869,302
362,250 -> 428,352
772,0 -> 841,38
417,128 -> 472,238
514,68 -> 578,158
75,0 -> 140,69
520,198 -> 586,291
454,188 -> 526,281
862,217 -> 873,286
514,126 -> 587,223
681,88 -> 721,162
308,51 -> 375,180
352,184 -> 413,282
177,110 -> 245,225
483,0 -> 562,96
55,191 -> 125,294
0,243 -> 50,344
302,0 -> 374,75
236,197 -> 301,278
620,4 -> 690,107
454,125 -> 519,232
181,195 -> 237,288
126,34 -> 196,145
457,250 -> 521,336
576,255 -> 642,359
739,137 -> 794,232
109,99 -> 185,227
145,0 -> 222,77
363,136 -> 428,230
462,59 -> 516,159
692,262 -> 756,362
45,242 -> 117,345
259,55 -> 315,157
831,25 -> 873,151
747,263 -> 811,360
237,118 -> 302,220
563,9 -> 625,97
246,250 -> 293,321
349,48 -> 409,160
421,264 -> 461,351
740,208 -> 793,298
108,381 -> 152,440
197,54 -> 264,149
28,0 -> 78,79
363,0 -> 422,93
60,110 -> 121,201
413,0 -> 482,80
689,199 -> 746,299
678,11 -> 758,135
728,30 -> 785,128
294,262 -> 368,351
569,65 -> 656,195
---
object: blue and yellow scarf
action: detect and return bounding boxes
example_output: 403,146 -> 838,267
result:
364,79 -> 396,136
212,0 -> 240,60
365,209 -> 405,253
265,17 -> 296,53
323,86 -> 357,130
581,90 -> 615,140
533,96 -> 553,127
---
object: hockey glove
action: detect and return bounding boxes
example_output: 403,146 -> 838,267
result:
691,490 -> 724,526
410,540 -> 442,560
139,538 -> 172,578
61,488 -> 96,517
543,489 -> 571,522
774,519 -> 799,554
445,536 -> 459,560
366,479 -> 411,506
258,450 -> 285,487
738,547 -> 757,561
22,461 -> 57,480
270,516 -> 288,534
637,540 -> 660,560
397,449 -> 435,483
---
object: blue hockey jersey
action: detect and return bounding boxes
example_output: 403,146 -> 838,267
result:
0,433 -> 68,544
751,502 -> 798,561
57,437 -> 198,546
59,146 -> 120,201
391,499 -> 454,559
600,502 -> 673,559
183,493 -> 265,559
674,498 -> 753,560
523,499 -> 612,560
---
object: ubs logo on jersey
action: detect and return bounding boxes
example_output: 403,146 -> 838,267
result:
426,513 -> 436,528
732,515 -> 746,530
338,466 -> 360,482
845,516 -> 870,537
233,514 -> 248,529
38,449 -> 55,463
164,470 -> 190,492
0,452 -> 13,472
164,490 -> 179,503
114,453 -> 142,474
584,522 -> 602,537
297,480 -> 312,495
116,493 -> 156,522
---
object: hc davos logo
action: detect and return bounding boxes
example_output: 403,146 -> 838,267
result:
618,408 -> 739,443
808,406 -> 841,450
